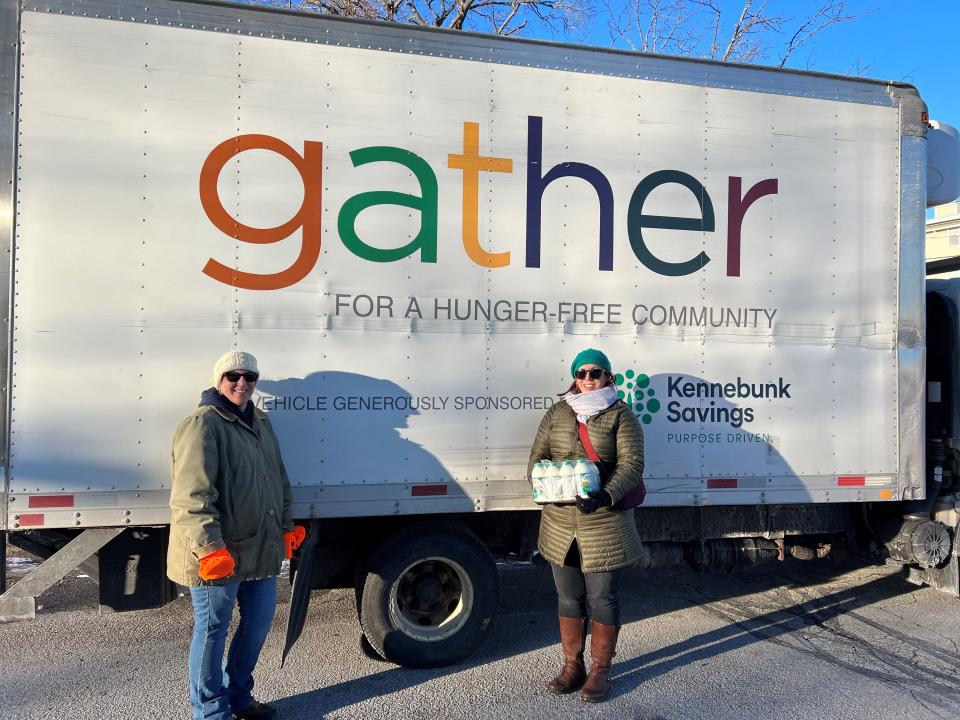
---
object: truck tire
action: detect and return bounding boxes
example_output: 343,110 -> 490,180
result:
358,524 -> 500,668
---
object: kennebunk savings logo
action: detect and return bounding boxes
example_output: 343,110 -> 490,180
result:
616,370 -> 660,425
619,373 -> 792,428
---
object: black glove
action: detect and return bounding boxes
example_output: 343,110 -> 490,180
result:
576,489 -> 612,514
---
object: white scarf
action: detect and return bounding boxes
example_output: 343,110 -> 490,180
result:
564,384 -> 618,423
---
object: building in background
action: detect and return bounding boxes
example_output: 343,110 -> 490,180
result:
927,203 -> 960,278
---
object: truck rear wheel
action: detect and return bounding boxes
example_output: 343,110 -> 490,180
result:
358,524 -> 500,668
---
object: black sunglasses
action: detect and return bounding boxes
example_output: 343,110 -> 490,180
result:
224,371 -> 259,383
575,368 -> 608,380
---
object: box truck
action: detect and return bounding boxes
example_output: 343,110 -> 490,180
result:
2,0 -> 960,668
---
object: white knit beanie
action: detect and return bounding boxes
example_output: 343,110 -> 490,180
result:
212,350 -> 259,384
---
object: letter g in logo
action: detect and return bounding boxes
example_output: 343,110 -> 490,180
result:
199,134 -> 323,290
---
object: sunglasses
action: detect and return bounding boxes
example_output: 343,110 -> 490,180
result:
575,368 -> 608,380
224,371 -> 259,383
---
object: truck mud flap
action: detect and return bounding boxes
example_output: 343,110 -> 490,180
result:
906,557 -> 960,597
281,519 -> 319,667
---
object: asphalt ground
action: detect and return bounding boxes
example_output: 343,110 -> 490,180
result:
2,550 -> 960,720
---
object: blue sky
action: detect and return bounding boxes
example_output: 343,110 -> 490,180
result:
808,0 -> 958,126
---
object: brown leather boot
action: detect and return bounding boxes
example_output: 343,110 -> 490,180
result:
546,616 -> 587,694
580,621 -> 620,703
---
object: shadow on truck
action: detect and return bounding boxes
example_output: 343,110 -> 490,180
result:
258,371 -> 455,490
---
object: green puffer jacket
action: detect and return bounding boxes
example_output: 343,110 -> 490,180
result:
527,399 -> 645,572
167,405 -> 293,586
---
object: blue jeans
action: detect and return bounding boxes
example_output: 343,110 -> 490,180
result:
188,576 -> 278,720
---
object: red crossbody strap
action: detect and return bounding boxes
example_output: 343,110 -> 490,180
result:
577,422 -> 600,462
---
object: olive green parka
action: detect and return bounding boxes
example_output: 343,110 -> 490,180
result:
167,404 -> 294,586
527,399 -> 645,572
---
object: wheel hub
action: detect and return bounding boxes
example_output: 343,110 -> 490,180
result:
389,556 -> 474,642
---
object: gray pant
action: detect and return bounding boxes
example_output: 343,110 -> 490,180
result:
550,542 -> 621,626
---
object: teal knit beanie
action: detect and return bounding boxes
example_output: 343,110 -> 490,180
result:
570,348 -> 612,378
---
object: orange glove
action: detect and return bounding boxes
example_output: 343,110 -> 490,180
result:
284,525 -> 307,559
198,547 -> 235,580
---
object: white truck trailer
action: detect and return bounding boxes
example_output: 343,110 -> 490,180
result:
2,0 -> 960,668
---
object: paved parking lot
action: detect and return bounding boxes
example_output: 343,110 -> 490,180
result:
2,552 -> 960,719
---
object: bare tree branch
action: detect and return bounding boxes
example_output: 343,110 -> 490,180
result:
406,0 -> 429,24
603,0 -> 862,68
845,58 -> 873,77
495,0 -> 524,33
603,0 -> 636,49
719,0 -> 749,60
778,1 -> 857,67
699,0 -> 722,58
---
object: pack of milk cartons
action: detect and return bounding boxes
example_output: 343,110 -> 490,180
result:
531,459 -> 600,503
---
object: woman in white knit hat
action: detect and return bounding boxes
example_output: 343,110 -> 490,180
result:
168,350 -> 305,720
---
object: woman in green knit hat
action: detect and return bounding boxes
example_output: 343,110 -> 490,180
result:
527,348 -> 645,703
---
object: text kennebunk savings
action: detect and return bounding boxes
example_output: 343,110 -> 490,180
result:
664,375 -> 793,429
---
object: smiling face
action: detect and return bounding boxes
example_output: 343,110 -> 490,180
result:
574,363 -> 610,394
219,370 -> 258,410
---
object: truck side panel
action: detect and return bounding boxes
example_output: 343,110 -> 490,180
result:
5,0 -> 924,531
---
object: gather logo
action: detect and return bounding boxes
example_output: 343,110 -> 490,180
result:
615,370 -> 661,425
199,119 -> 778,290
